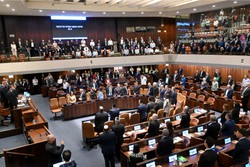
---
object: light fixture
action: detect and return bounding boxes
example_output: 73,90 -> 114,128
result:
141,11 -> 144,14
176,11 -> 179,14
82,11 -> 86,14
103,12 -> 106,14
234,1 -> 237,3
159,11 -> 162,15
164,30 -> 167,33
8,75 -> 13,78
157,30 -> 161,33
12,8 -> 15,11
122,12 -> 125,14
212,5 -> 215,8
51,16 -> 86,20
39,10 -> 42,12
6,4 -> 10,7
62,11 -> 65,13
0,0 -> 4,2
193,8 -> 196,11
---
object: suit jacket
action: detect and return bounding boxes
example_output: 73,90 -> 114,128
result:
148,120 -> 160,137
198,149 -> 217,167
194,73 -> 200,83
224,88 -> 233,99
200,71 -> 206,78
94,111 -> 108,132
178,68 -> 183,75
106,86 -> 114,97
165,77 -> 172,85
133,86 -> 140,95
157,136 -> 174,156
227,79 -> 234,86
180,112 -> 190,129
152,86 -> 159,97
221,119 -> 235,136
138,104 -> 147,121
233,138 -> 250,163
148,86 -> 153,96
99,131 -> 116,155
146,102 -> 155,113
79,92 -> 86,101
109,108 -> 120,121
220,111 -> 229,125
45,142 -> 65,167
170,91 -> 177,105
7,90 -> 18,109
242,87 -> 250,99
112,123 -> 125,145
154,100 -> 163,112
204,122 -> 220,140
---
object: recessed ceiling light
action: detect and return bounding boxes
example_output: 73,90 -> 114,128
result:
12,8 -> 15,11
176,11 -> 179,14
159,11 -> 162,15
62,11 -> 65,13
234,1 -> 237,3
6,4 -> 10,7
39,10 -> 42,12
141,12 -> 144,14
212,5 -> 216,7
103,12 -> 106,14
0,0 -> 4,2
122,12 -> 125,14
193,8 -> 196,11
82,11 -> 86,14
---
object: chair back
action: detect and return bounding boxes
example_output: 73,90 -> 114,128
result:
143,88 -> 148,95
181,90 -> 187,96
189,92 -> 196,99
86,92 -> 91,101
218,151 -> 233,167
198,116 -> 207,124
119,113 -> 130,126
140,88 -> 144,95
173,107 -> 182,116
157,109 -> 164,119
50,98 -> 59,110
130,113 -> 140,125
19,54 -> 26,61
82,122 -> 96,139
104,121 -> 114,129
190,118 -> 199,126
168,108 -> 175,117
58,97 -> 67,108
206,112 -> 215,121
207,97 -> 215,105
197,95 -> 205,102
10,55 -> 17,62
242,115 -> 250,124
119,118 -> 126,125
102,89 -> 107,99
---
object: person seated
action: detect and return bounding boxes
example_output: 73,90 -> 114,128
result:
221,113 -> 235,137
102,48 -> 108,57
86,49 -> 92,58
146,114 -> 160,138
90,88 -> 97,100
54,150 -> 77,167
134,47 -> 140,55
233,129 -> 250,164
231,102 -> 240,124
144,46 -> 150,55
92,49 -> 98,58
155,47 -> 160,54
68,91 -> 76,104
128,144 -> 146,167
97,88 -> 104,100
156,129 -> 174,156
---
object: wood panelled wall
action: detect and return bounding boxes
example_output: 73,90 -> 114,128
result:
165,64 -> 250,83
0,16 -> 176,49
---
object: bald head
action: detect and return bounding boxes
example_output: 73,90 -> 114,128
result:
47,134 -> 56,144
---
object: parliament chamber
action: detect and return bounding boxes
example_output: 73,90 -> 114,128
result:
1,1 -> 250,167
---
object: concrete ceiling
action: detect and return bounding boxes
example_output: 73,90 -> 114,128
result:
0,0 -> 249,18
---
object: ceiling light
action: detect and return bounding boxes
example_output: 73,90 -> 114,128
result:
62,11 -> 65,13
6,4 -> 9,7
234,1 -> 237,3
176,11 -> 179,14
12,9 -> 15,11
193,8 -> 196,11
159,12 -> 162,15
103,12 -> 106,14
141,12 -> 144,14
39,10 -> 42,12
82,11 -> 86,14
122,12 -> 125,14
212,5 -> 216,7
0,0 -> 4,2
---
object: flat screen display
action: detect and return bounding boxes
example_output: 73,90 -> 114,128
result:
189,148 -> 198,156
182,130 -> 189,136
148,139 -> 156,146
146,161 -> 156,167
129,145 -> 134,151
197,126 -> 204,132
224,137 -> 231,144
168,154 -> 178,163
134,125 -> 141,131
176,115 -> 181,120
165,118 -> 171,123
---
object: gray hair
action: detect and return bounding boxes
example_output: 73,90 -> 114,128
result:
162,129 -> 169,137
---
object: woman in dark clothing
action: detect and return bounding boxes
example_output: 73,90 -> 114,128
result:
231,102 -> 240,124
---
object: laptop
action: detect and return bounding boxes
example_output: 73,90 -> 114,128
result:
217,118 -> 221,124
197,126 -> 204,132
146,161 -> 156,167
164,118 -> 171,123
176,115 -> 181,121
182,129 -> 189,136
129,145 -> 134,152
224,137 -> 232,144
148,139 -> 156,146
134,125 -> 141,131
189,148 -> 198,156
168,154 -> 178,163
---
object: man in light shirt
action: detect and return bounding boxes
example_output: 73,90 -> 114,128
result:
140,75 -> 147,86
32,76 -> 39,94
241,74 -> 250,88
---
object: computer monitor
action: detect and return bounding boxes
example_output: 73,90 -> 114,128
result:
194,108 -> 199,113
134,125 -> 141,131
182,129 -> 189,136
24,91 -> 30,98
129,145 -> 134,151
197,126 -> 204,132
189,148 -> 198,156
148,139 -> 156,146
168,154 -> 178,163
176,115 -> 181,120
217,118 -> 221,124
146,161 -> 156,167
245,163 -> 250,167
164,118 -> 171,123
224,137 -> 231,144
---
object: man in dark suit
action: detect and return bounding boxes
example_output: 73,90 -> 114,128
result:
227,75 -> 235,88
146,97 -> 155,113
152,82 -> 159,97
224,84 -> 233,99
0,80 -> 9,108
197,137 -> 217,167
45,134 -> 65,167
90,79 -> 98,91
99,125 -> 116,167
147,83 -> 153,96
194,70 -> 200,83
180,106 -> 190,129
94,106 -> 108,133
106,83 -> 114,97
147,114 -> 160,137
67,83 -> 74,94
156,129 -> 174,156
170,87 -> 177,105
137,100 -> 147,122
154,96 -> 163,112
241,83 -> 250,114
109,104 -> 120,121
114,83 -> 122,96
165,74 -> 172,86
133,82 -> 140,95
78,88 -> 86,101
204,115 -> 221,141
233,129 -> 250,163
7,85 -> 18,109
112,117 -> 125,161
221,113 -> 235,136
199,68 -> 206,79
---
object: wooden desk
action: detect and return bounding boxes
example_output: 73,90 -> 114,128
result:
27,126 -> 50,143
63,95 -> 148,120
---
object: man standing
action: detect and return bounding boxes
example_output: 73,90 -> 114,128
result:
147,114 -> 160,137
180,106 -> 190,129
137,100 -> 147,122
45,134 -> 64,167
156,129 -> 174,156
99,125 -> 116,167
112,118 -> 125,161
95,106 -> 108,133
241,83 -> 250,114
203,115 -> 220,141
32,76 -> 39,94
221,113 -> 235,137
109,104 -> 120,121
